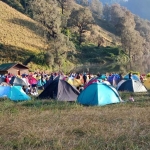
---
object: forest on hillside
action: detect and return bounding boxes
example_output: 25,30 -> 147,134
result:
1,0 -> 150,73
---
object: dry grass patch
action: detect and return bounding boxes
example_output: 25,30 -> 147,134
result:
0,1 -> 46,55
0,96 -> 150,150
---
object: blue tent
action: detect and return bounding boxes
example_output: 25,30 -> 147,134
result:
0,77 -> 5,84
107,74 -> 115,85
0,86 -> 11,98
8,86 -> 31,101
97,74 -> 106,80
77,82 -> 121,106
117,79 -> 147,92
0,86 -> 30,101
124,74 -> 140,81
113,74 -> 122,87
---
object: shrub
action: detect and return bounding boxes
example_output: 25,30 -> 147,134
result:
0,43 -> 4,49
146,73 -> 150,78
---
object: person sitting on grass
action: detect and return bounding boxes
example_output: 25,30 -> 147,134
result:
22,85 -> 26,93
129,94 -> 134,102
26,85 -> 32,95
31,87 -> 38,96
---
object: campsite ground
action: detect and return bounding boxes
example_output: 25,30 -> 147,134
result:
0,92 -> 150,150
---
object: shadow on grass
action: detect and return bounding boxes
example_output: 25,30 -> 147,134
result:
22,99 -> 80,110
93,15 -> 117,35
0,44 -> 34,63
8,18 -> 45,38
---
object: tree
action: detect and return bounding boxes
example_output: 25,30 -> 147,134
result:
109,4 -> 127,27
48,34 -> 75,69
90,0 -> 103,18
121,28 -> 144,60
57,0 -> 73,14
29,0 -> 75,69
75,0 -> 89,6
45,51 -> 54,66
30,0 -> 61,39
20,0 -> 30,13
103,4 -> 111,21
116,11 -> 144,60
97,36 -> 104,47
68,8 -> 94,45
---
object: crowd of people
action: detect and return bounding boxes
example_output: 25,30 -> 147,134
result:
0,71 -> 145,101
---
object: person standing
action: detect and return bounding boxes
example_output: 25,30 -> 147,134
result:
129,72 -> 132,79
83,73 -> 87,84
4,75 -> 10,84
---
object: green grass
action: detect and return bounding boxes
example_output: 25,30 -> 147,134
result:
0,93 -> 150,150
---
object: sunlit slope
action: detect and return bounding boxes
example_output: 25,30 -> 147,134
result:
0,1 -> 46,53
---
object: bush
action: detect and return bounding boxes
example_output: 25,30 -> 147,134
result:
146,73 -> 150,78
0,43 -> 4,49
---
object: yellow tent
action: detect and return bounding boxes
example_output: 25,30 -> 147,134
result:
143,78 -> 150,90
67,78 -> 83,87
73,78 -> 83,87
67,78 -> 74,86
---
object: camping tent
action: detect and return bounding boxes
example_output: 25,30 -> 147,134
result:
97,74 -> 107,80
84,78 -> 98,89
116,80 -> 126,90
107,74 -> 115,85
84,78 -> 111,89
22,77 -> 30,86
124,74 -> 140,81
0,86 -> 11,98
0,82 -> 10,86
8,86 -> 31,101
67,77 -> 83,87
38,79 -> 80,101
0,86 -> 31,101
117,79 -> 147,92
77,82 -> 121,106
113,74 -> 122,87
43,75 -> 65,89
143,78 -> 150,90
10,76 -> 27,86
0,77 -> 5,84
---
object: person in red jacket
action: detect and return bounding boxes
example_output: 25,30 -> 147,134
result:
4,75 -> 10,84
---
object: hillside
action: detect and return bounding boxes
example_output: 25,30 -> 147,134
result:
121,0 -> 150,20
0,1 -> 46,65
101,0 -> 150,21
0,1 -> 124,72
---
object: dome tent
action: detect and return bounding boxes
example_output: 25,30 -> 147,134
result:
77,82 -> 121,106
0,86 -> 11,98
8,86 -> 31,101
38,79 -> 80,101
143,78 -> 150,90
0,86 -> 31,101
117,79 -> 147,92
124,74 -> 140,81
9,76 -> 27,86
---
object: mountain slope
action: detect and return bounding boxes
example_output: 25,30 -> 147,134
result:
121,0 -> 150,20
101,0 -> 150,20
0,1 -> 46,63
0,1 -> 125,72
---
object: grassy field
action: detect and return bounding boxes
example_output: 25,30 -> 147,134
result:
0,92 -> 150,150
